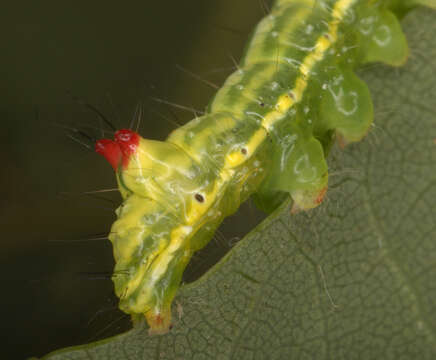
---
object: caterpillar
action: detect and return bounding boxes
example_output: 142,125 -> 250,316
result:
94,0 -> 436,335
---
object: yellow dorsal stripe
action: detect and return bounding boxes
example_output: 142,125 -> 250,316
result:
226,0 -> 355,166
134,0 -> 356,300
262,0 -> 354,130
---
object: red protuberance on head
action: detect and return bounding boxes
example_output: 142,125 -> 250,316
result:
114,129 -> 140,169
95,139 -> 122,171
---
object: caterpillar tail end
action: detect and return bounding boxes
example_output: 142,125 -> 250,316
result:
145,306 -> 172,335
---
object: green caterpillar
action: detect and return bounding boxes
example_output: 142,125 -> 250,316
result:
95,0 -> 436,335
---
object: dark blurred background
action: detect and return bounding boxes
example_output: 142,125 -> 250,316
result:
0,1 -> 270,358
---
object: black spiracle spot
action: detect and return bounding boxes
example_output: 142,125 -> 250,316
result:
195,193 -> 205,203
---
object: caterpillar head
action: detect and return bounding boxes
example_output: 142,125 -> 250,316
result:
95,129 -> 223,334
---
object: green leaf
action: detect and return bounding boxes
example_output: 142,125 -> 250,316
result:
40,8 -> 436,360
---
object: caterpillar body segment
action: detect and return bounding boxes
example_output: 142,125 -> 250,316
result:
95,0 -> 431,334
